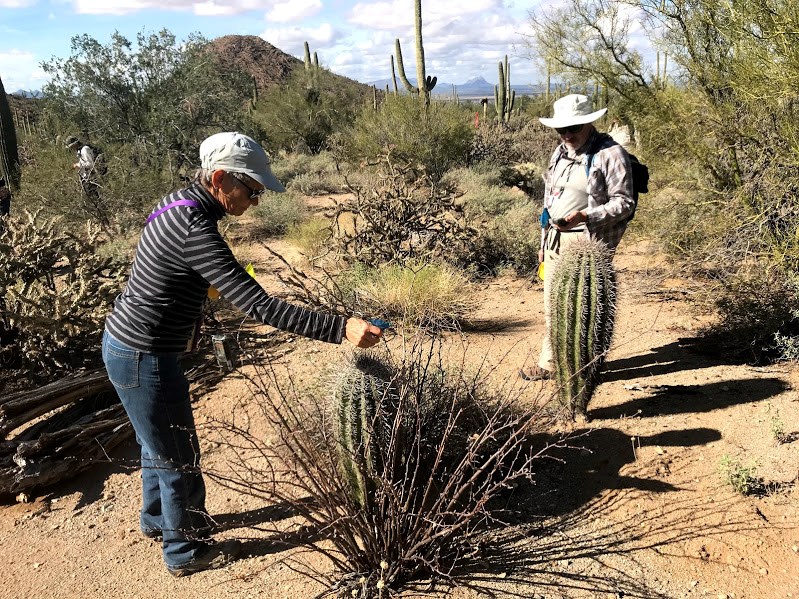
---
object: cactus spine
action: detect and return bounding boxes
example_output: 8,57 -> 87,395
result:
333,353 -> 396,509
549,238 -> 617,420
494,55 -> 515,123
393,0 -> 437,106
0,73 -> 20,191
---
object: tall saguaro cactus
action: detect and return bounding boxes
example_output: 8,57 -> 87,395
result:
494,55 -> 515,123
333,353 -> 396,509
394,0 -> 437,106
549,238 -> 617,420
0,74 -> 20,191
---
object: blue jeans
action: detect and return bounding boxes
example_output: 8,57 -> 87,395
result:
102,331 -> 210,568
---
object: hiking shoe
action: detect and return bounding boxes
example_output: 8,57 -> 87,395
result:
167,539 -> 242,577
519,366 -> 552,381
142,529 -> 162,542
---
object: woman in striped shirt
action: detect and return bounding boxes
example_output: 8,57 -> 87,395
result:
102,132 -> 382,577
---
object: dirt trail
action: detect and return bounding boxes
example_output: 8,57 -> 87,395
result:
0,237 -> 797,599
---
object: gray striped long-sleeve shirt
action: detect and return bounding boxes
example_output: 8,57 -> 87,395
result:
105,183 -> 346,352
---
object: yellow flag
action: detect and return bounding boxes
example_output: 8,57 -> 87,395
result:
537,262 -> 545,281
208,263 -> 258,300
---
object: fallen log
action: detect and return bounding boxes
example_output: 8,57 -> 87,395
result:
0,370 -> 112,438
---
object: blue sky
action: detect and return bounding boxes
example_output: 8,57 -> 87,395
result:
0,0 -> 558,93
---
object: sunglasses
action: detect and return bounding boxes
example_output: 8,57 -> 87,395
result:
555,124 -> 585,135
230,172 -> 265,200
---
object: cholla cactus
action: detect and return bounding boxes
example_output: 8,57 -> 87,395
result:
332,352 -> 397,509
0,209 -> 127,372
549,238 -> 617,420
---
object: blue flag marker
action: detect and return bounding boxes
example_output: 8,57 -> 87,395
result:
369,318 -> 391,330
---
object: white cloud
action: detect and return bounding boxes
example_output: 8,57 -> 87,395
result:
0,50 -> 48,92
261,22 -> 339,58
0,0 -> 37,7
349,0 -> 500,30
266,0 -> 321,23
73,0 -> 274,16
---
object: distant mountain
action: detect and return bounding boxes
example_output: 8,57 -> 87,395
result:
368,75 -> 541,99
210,35 -> 373,98
11,89 -> 43,98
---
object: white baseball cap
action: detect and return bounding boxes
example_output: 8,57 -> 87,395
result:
539,94 -> 607,129
200,132 -> 285,192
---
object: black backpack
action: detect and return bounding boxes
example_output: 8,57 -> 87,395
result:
586,140 -> 649,222
86,144 -> 108,176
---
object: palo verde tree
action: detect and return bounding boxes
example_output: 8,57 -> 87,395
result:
523,0 -> 650,104
42,29 -> 256,172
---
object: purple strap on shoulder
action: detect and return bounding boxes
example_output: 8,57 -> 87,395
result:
145,199 -> 200,224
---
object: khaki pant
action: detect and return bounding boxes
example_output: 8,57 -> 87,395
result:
538,228 -> 588,371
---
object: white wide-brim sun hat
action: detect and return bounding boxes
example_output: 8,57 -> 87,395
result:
200,132 -> 286,192
539,94 -> 608,129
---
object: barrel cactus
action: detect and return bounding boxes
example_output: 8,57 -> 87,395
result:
549,238 -> 617,420
332,352 -> 397,509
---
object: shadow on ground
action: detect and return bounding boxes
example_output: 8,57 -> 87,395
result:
591,377 -> 789,420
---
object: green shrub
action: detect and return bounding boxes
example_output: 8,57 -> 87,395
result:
285,217 -> 332,259
342,95 -> 473,182
270,150 -> 344,195
249,191 -> 306,237
480,200 -> 540,275
719,455 -> 762,496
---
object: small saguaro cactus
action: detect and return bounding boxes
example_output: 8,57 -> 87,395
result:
494,55 -> 515,123
549,238 -> 617,420
393,0 -> 437,106
0,73 -> 21,191
333,352 -> 397,509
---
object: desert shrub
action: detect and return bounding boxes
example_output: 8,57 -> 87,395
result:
342,95 -> 473,182
15,132 -> 186,232
271,150 -> 345,196
476,200 -> 540,276
0,209 -> 126,373
204,338 -> 560,596
249,191 -> 306,237
698,272 -> 799,364
284,217 -> 333,260
330,155 -> 479,268
442,166 -> 519,217
337,261 -> 477,332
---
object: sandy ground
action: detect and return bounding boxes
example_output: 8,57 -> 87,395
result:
1,231 -> 797,599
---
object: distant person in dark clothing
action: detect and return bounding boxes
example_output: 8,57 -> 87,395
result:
102,131 -> 383,577
0,178 -> 10,218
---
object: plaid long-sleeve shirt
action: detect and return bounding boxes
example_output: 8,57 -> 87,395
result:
105,183 -> 346,352
543,131 -> 635,250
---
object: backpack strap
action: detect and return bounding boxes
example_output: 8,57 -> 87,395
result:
145,199 -> 200,224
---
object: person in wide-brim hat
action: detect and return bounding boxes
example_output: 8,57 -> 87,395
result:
539,94 -> 608,129
520,94 -> 634,388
